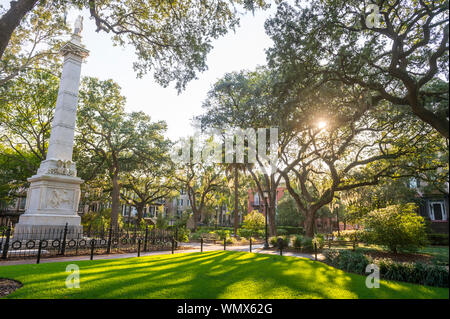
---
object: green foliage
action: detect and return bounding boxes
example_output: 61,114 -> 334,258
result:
301,237 -> 314,252
363,203 -> 428,253
332,230 -> 360,242
215,229 -> 231,240
325,250 -> 371,275
377,259 -> 448,288
427,233 -> 449,246
269,236 -> 290,248
0,69 -> 59,198
81,209 -> 123,230
293,235 -> 303,250
277,226 -> 304,235
276,194 -> 304,227
325,249 -> 449,288
242,210 -> 265,235
155,214 -> 169,229
265,1 -> 449,137
313,233 -> 325,249
0,1 -> 69,86
175,227 -> 190,243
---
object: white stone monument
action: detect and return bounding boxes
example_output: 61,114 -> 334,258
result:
14,16 -> 89,239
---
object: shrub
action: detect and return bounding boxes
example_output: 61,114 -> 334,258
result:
215,229 -> 231,240
313,233 -> 325,249
363,203 -> 427,253
270,236 -> 290,248
325,249 -> 449,288
242,210 -> 265,234
293,235 -> 303,249
325,249 -> 371,275
175,227 -> 190,242
189,228 -> 211,240
277,226 -> 304,235
301,237 -> 314,252
332,230 -> 360,241
237,228 -> 253,239
377,258 -> 448,288
277,228 -> 288,236
427,233 -> 449,246
81,208 -> 124,230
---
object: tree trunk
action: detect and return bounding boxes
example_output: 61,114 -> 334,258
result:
268,204 -> 277,236
110,170 -> 120,230
192,208 -> 200,231
0,0 -> 38,60
233,166 -> 239,236
136,203 -> 144,223
304,211 -> 315,238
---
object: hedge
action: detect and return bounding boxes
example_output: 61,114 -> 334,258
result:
427,233 -> 449,246
324,249 -> 448,288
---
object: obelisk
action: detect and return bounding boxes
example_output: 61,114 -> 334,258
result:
14,16 -> 89,239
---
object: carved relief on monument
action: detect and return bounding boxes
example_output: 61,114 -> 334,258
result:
47,160 -> 76,176
46,188 -> 75,209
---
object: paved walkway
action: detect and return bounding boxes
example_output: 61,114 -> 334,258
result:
0,243 -> 325,266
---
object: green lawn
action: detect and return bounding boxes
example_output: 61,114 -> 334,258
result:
0,251 -> 448,299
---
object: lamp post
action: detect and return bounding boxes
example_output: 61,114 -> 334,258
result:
263,191 -> 269,249
215,206 -> 219,229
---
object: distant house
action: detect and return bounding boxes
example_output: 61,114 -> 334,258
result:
410,177 -> 449,234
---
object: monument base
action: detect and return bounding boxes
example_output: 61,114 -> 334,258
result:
13,172 -> 83,240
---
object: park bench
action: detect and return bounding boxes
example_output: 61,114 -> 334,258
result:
326,239 -> 358,251
201,233 -> 219,244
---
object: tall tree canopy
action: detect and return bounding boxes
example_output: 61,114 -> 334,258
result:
265,1 -> 449,138
75,77 -> 169,229
0,69 -> 59,197
1,0 -> 268,90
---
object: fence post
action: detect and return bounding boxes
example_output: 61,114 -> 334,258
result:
138,239 -> 141,257
200,237 -> 203,253
223,237 -> 226,251
249,237 -> 252,253
175,226 -> 178,249
144,225 -> 148,252
60,223 -> 68,255
107,225 -> 113,254
171,236 -> 175,254
314,242 -> 317,261
1,226 -> 11,260
36,240 -> 43,264
90,239 -> 95,260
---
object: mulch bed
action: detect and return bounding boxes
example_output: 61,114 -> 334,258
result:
0,278 -> 22,297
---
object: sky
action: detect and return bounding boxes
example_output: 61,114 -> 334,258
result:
66,5 -> 277,141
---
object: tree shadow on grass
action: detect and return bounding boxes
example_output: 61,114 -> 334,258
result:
1,251 -> 448,299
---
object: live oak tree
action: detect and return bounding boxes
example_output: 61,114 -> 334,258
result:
75,77 -> 168,229
174,140 -> 225,230
121,148 -> 177,223
196,69 -> 284,236
265,1 -> 449,138
0,69 -> 59,179
0,0 -> 268,90
0,1 -> 69,85
277,81 -> 446,237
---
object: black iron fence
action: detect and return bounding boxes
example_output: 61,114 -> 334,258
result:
0,224 -> 174,262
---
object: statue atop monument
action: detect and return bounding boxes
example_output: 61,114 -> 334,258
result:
74,15 -> 83,36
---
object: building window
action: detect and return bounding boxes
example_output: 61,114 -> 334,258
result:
19,197 -> 26,210
254,193 -> 259,205
429,201 -> 447,221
